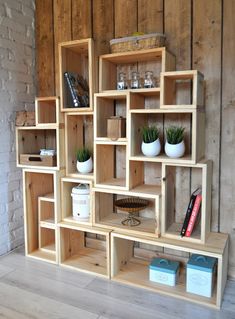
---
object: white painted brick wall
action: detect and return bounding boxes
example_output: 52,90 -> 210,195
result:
0,0 -> 35,255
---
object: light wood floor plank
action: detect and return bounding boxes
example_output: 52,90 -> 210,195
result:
0,248 -> 94,288
85,277 -> 235,319
0,247 -> 234,319
0,282 -> 98,319
0,269 -> 164,319
0,264 -> 14,279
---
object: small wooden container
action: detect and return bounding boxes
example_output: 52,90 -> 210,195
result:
19,154 -> 56,167
107,116 -> 126,140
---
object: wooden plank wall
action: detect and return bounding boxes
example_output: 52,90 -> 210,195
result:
35,0 -> 235,278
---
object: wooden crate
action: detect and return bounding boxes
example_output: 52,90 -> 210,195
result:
19,154 -> 56,167
129,108 -> 205,165
39,227 -> 56,254
160,70 -> 204,108
95,142 -> 128,190
161,160 -> 212,244
99,47 -> 175,92
35,96 -> 62,126
58,222 -> 110,278
111,231 -> 228,309
93,187 -> 160,238
94,92 -> 128,141
15,111 -> 35,126
23,169 -> 61,264
16,126 -> 65,170
129,161 -> 162,196
129,90 -> 160,110
65,112 -> 93,179
38,196 -> 55,227
59,38 -> 97,112
60,177 -> 93,226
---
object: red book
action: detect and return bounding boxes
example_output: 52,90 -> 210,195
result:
185,193 -> 202,237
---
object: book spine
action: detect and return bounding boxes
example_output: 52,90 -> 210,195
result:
180,194 -> 197,237
64,72 -> 80,107
185,194 -> 202,237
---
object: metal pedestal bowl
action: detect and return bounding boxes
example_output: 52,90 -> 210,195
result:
114,197 -> 149,227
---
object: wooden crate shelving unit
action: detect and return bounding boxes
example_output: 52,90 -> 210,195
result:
93,46 -> 228,309
17,40 -> 229,309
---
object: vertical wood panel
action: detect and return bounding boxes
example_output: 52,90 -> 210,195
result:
138,0 -> 163,33
72,0 -> 92,39
53,0 -> 72,95
220,0 -> 235,278
115,0 -> 138,38
35,0 -> 55,96
164,0 -> 192,222
193,0 -> 222,231
93,0 -> 114,55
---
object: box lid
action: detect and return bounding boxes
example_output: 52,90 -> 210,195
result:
149,258 -> 180,274
110,33 -> 166,45
72,184 -> 90,195
187,254 -> 217,272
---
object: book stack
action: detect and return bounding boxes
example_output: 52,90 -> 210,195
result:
64,72 -> 89,108
180,188 -> 202,237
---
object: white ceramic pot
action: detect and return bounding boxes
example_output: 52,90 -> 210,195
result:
141,138 -> 161,157
76,157 -> 93,174
165,140 -> 185,158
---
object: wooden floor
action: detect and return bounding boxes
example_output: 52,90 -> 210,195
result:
0,247 -> 235,319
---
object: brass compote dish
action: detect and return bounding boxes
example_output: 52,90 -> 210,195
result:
114,197 -> 149,227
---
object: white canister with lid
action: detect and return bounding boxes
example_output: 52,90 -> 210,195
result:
71,184 -> 90,221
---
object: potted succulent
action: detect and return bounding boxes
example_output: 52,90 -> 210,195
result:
76,147 -> 93,174
165,126 -> 185,158
141,125 -> 161,157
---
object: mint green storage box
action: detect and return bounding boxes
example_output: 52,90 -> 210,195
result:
186,254 -> 217,298
149,258 -> 180,286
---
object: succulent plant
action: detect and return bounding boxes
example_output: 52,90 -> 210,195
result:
76,147 -> 91,162
165,126 -> 185,145
141,125 -> 159,143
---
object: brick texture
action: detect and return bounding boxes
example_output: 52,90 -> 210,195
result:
0,0 -> 35,255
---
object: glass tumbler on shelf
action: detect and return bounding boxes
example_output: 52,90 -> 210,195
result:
117,72 -> 128,90
144,71 -> 155,88
131,71 -> 141,89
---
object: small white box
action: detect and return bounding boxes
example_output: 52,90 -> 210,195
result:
149,258 -> 180,287
186,254 -> 217,298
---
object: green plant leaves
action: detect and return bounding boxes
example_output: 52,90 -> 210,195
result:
165,126 -> 185,145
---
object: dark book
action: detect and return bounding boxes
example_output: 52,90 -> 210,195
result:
64,72 -> 81,107
185,193 -> 202,237
64,72 -> 89,108
180,187 -> 201,237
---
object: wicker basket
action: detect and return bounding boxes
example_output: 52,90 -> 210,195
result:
110,33 -> 166,53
